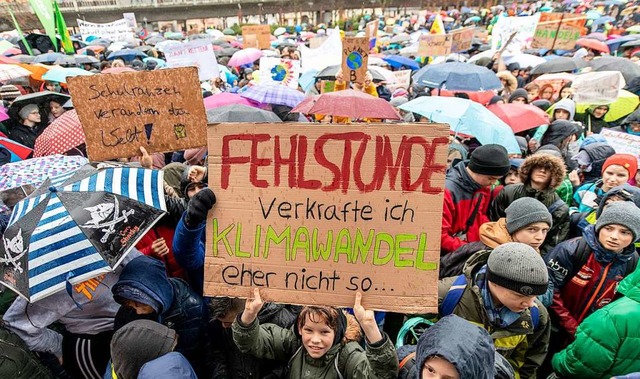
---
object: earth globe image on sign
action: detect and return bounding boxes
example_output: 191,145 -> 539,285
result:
270,64 -> 287,81
346,52 -> 363,70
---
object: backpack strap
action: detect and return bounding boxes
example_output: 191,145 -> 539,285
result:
625,254 -> 639,276
529,303 -> 539,330
439,274 -> 468,316
334,350 -> 344,379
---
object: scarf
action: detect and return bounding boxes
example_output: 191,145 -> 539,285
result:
476,265 -> 522,328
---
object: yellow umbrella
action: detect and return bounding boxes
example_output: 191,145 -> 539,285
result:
575,90 -> 639,122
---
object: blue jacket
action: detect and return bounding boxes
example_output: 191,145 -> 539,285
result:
172,214 -> 206,294
138,352 -> 197,379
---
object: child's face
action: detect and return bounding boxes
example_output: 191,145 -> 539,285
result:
504,169 -> 521,185
598,224 -> 634,252
602,165 -> 630,192
422,356 -> 459,379
554,109 -> 570,120
299,315 -> 335,359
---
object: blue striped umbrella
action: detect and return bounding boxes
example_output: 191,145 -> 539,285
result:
0,165 -> 166,302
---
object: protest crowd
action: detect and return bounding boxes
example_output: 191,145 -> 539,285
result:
2,0 -> 640,378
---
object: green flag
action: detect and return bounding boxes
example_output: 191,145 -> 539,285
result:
29,0 -> 57,48
6,6 -> 33,55
54,1 -> 74,53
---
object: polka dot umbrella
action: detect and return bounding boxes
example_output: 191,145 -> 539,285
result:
33,109 -> 85,157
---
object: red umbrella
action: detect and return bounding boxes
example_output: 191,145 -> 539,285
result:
33,109 -> 86,157
0,136 -> 32,160
101,67 -> 136,74
0,56 -> 18,64
203,92 -> 258,110
431,89 -> 496,105
291,95 -> 319,114
2,48 -> 21,56
307,90 -> 401,120
576,38 -> 610,54
487,103 -> 550,133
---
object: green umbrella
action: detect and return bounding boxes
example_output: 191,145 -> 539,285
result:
223,28 -> 236,36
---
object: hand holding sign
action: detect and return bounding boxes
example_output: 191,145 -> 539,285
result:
241,288 -> 264,325
353,292 -> 383,344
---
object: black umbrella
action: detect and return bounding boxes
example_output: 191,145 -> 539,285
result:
33,52 -> 67,64
144,36 -> 165,46
135,46 -> 155,53
8,91 -> 70,121
206,104 -> 282,122
53,55 -> 76,66
18,33 -> 60,55
530,57 -> 586,75
621,40 -> 640,49
315,64 -> 386,82
73,55 -> 99,65
216,48 -> 239,57
88,39 -> 112,47
212,39 -> 231,46
589,56 -> 640,83
188,34 -> 210,41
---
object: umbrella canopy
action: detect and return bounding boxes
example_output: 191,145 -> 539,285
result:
240,84 -> 305,107
0,165 -> 166,302
390,33 -> 411,43
533,73 -> 576,97
576,38 -> 609,54
0,56 -> 19,64
101,67 -> 137,74
382,55 -> 420,70
8,92 -> 70,120
223,28 -> 236,35
206,104 -> 282,122
0,107 -> 8,122
9,55 -> 35,64
576,89 -> 639,122
52,55 -> 76,66
88,38 -> 112,47
228,48 -> 262,67
625,25 -> 640,34
0,155 -> 87,192
203,93 -> 257,110
399,96 -> 519,153
307,89 -> 401,120
587,10 -> 603,20
72,55 -> 100,65
291,95 -> 319,114
503,54 -> 546,69
33,109 -> 85,157
0,64 -> 31,82
412,62 -> 502,91
144,36 -> 165,46
589,56 -> 640,82
368,66 -> 398,84
530,57 -> 585,75
0,137 -> 32,162
487,103 -> 550,133
107,49 -> 147,61
621,40 -> 640,49
586,32 -> 608,42
41,67 -> 94,84
33,53 -> 67,64
155,40 -> 182,52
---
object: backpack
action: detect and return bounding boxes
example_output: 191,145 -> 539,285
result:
0,327 -> 54,379
570,238 -> 639,280
396,345 -> 417,379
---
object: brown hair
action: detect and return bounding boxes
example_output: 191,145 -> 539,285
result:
297,306 -> 340,332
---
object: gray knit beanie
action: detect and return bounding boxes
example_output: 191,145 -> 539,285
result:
486,242 -> 548,296
505,198 -> 553,234
595,202 -> 640,242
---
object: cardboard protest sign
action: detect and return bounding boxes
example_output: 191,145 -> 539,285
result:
122,13 -> 137,28
321,80 -> 335,93
491,14 -> 540,55
242,25 -> 271,49
418,34 -> 452,57
164,39 -> 220,81
366,20 -> 378,50
67,67 -> 207,161
450,28 -> 475,53
601,129 -> 640,163
77,19 -> 134,42
531,13 -> 586,50
309,36 -> 327,49
204,123 -> 449,313
388,70 -> 411,91
259,57 -> 301,89
342,37 -> 369,83
572,72 -> 624,105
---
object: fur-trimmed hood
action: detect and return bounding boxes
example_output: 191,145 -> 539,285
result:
519,153 -> 567,191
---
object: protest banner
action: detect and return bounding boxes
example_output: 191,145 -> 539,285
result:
600,129 -> 640,163
259,57 -> 301,89
204,123 -> 449,313
531,13 -> 586,50
491,14 -> 540,55
242,25 -> 271,49
388,70 -> 411,91
77,18 -> 134,42
122,12 -> 137,28
164,39 -> 220,81
67,67 -> 207,161
309,36 -> 327,49
342,37 -> 369,83
572,72 -> 624,105
418,34 -> 452,57
366,20 -> 378,50
450,27 -> 475,53
300,27 -> 342,72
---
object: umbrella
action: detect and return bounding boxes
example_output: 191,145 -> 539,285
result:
0,40 -> 16,55
382,55 -> 420,70
107,49 -> 147,61
576,89 -> 639,122
240,85 -> 305,107
33,109 -> 85,157
33,53 -> 67,64
533,73 -> 576,96
88,38 -> 111,47
626,25 -> 640,34
206,29 -> 224,39
216,47 -> 239,57
223,28 -> 236,36
621,40 -> 640,49
0,64 -> 31,81
487,103 -> 550,133
314,64 -> 387,82
204,93 -> 257,110
530,57 -> 585,75
16,63 -> 51,82
390,33 -> 411,44
0,107 -> 8,122
0,155 -> 87,192
41,67 -> 94,84
142,57 -> 166,68
144,36 -> 165,46
503,54 -> 546,69
592,16 -> 615,25
101,67 -> 136,74
0,56 -> 19,64
398,96 -> 520,153
605,35 -> 640,52
8,92 -> 70,121
464,16 -> 481,24
368,66 -> 398,84
291,95 -> 319,114
0,165 -> 166,302
274,27 -> 287,36
0,137 -> 32,162
589,56 -> 640,83
10,55 -> 35,64
307,89 -> 401,120
412,62 -> 502,91
586,10 -> 603,20
228,48 -> 262,67
72,55 -> 100,65
206,104 -> 282,122
586,32 -> 608,42
53,55 -> 76,66
576,38 -> 609,54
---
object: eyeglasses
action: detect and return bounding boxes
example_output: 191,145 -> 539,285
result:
30,110 -> 40,115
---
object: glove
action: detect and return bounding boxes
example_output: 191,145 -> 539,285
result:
184,188 -> 216,228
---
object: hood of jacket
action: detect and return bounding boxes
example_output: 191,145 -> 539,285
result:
519,153 -> 567,190
583,224 -> 637,264
541,120 -> 580,148
618,264 -> 640,303
479,219 -> 513,249
446,161 -> 483,193
138,352 -> 197,379
582,142 -> 616,183
112,255 -> 174,315
415,314 -> 495,379
554,98 -> 576,121
622,108 -> 640,126
586,104 -> 609,118
508,88 -> 529,103
595,184 -> 640,218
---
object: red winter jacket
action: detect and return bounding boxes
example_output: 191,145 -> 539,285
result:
441,162 -> 501,254
136,224 -> 187,280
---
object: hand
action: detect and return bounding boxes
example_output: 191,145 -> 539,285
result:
151,238 -> 169,257
363,71 -> 373,87
353,292 -> 383,344
188,166 -> 207,183
184,188 -> 216,228
568,169 -> 581,186
335,68 -> 344,82
528,138 -> 539,153
241,288 -> 264,325
139,146 -> 153,169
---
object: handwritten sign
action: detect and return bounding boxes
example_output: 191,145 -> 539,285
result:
600,129 -> 640,163
67,67 -> 207,161
77,18 -> 134,42
388,70 -> 411,91
531,13 -> 586,50
342,37 -> 369,84
491,14 -> 540,55
259,57 -> 301,89
242,25 -> 271,49
450,28 -> 475,53
321,80 -> 335,93
204,123 -> 449,313
418,34 -> 452,57
164,39 -> 220,81
366,20 -> 378,50
572,71 -> 624,104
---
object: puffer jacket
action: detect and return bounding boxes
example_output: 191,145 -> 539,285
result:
0,327 -> 54,379
231,316 -> 398,379
578,142 -> 616,185
544,225 -> 639,335
438,251 -> 551,379
441,161 -> 501,254
552,265 -> 640,378
572,180 -> 605,214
